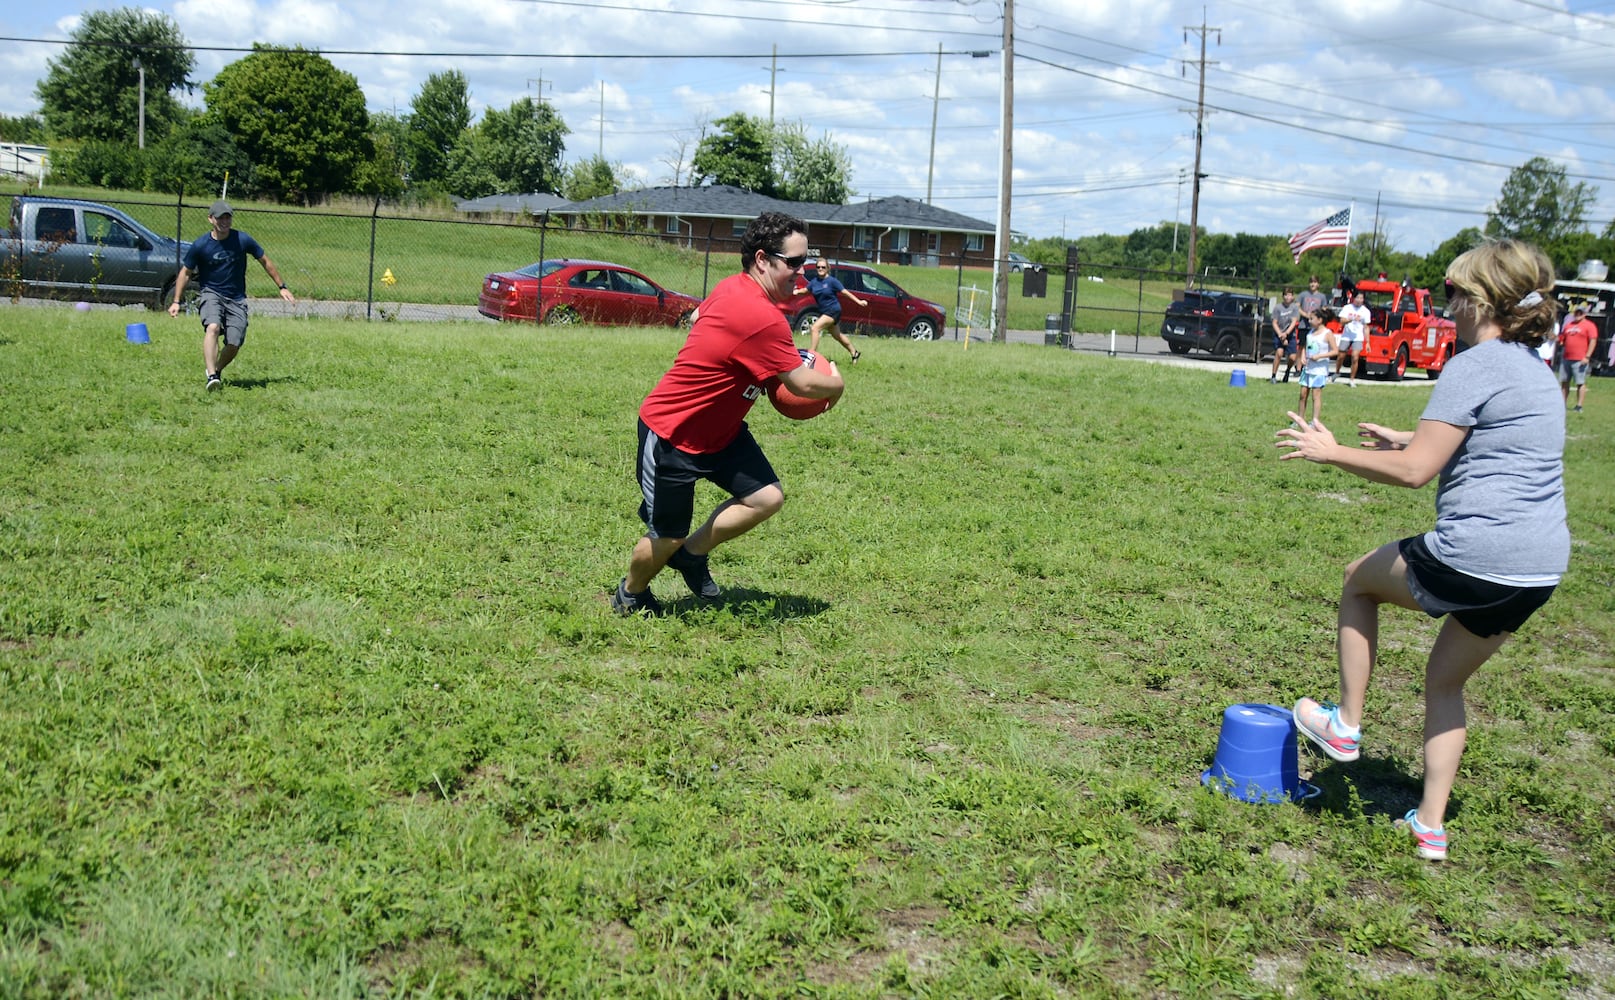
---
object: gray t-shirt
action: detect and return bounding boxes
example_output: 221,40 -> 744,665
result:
1272,301 -> 1300,336
1297,289 -> 1326,326
1420,338 -> 1568,581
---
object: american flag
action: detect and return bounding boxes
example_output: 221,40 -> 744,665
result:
1288,207 -> 1352,263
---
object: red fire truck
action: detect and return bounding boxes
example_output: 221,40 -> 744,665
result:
1345,276 -> 1459,380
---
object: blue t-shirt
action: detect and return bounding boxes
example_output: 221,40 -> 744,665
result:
1419,338 -> 1568,581
182,230 -> 265,300
806,274 -> 846,315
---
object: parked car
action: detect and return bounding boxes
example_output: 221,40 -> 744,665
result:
3,195 -> 190,310
1160,290 -> 1268,359
478,259 -> 701,327
1005,252 -> 1042,273
779,260 -> 946,341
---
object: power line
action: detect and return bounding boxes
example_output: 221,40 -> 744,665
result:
0,36 -> 994,60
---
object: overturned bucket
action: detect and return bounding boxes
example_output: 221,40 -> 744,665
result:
1201,703 -> 1318,804
125,322 -> 150,344
1228,369 -> 1247,387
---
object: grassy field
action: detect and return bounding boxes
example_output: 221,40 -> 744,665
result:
2,182 -> 1187,335
2,305 -> 1611,998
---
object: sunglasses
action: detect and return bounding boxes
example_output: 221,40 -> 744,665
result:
1443,279 -> 1461,301
770,252 -> 809,269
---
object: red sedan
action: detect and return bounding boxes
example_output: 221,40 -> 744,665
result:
478,259 -> 701,327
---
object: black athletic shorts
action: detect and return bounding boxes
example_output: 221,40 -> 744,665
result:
1398,534 -> 1556,638
635,419 -> 779,539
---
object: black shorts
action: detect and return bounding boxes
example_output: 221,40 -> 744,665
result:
635,419 -> 779,539
1398,534 -> 1556,638
1273,332 -> 1298,354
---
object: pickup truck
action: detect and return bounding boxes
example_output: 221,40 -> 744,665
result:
2,196 -> 189,311
1342,276 -> 1458,380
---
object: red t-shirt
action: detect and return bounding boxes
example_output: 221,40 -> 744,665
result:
639,272 -> 805,453
1560,318 -> 1598,362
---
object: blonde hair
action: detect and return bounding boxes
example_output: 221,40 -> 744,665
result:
1445,239 -> 1558,348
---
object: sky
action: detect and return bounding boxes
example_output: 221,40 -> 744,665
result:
3,0 -> 1614,256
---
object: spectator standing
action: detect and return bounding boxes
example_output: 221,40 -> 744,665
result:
168,200 -> 295,392
1557,303 -> 1599,412
1269,287 -> 1302,383
1297,307 -> 1338,423
613,212 -> 844,615
1335,291 -> 1371,386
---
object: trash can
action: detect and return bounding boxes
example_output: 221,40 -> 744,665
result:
1022,268 -> 1048,298
1044,314 -> 1065,347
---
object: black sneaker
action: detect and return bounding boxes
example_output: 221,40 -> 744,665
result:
611,578 -> 664,616
205,372 -> 222,392
666,547 -> 720,600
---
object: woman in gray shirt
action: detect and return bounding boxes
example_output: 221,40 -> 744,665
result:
1275,239 -> 1567,862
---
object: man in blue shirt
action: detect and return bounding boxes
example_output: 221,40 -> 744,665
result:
168,200 -> 295,392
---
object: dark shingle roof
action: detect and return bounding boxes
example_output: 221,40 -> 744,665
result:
563,185 -> 993,235
455,192 -> 572,214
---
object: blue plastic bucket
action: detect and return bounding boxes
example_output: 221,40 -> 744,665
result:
1229,369 -> 1247,387
1201,703 -> 1318,804
126,322 -> 150,344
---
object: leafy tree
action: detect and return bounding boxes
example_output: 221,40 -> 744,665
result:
562,155 -> 623,200
203,45 -> 372,204
36,8 -> 194,144
47,139 -> 147,189
353,110 -> 409,200
773,122 -> 852,204
454,96 -> 568,196
144,118 -> 251,196
442,130 -> 499,199
406,70 -> 472,187
0,114 -> 47,143
1486,157 -> 1596,244
691,113 -> 775,194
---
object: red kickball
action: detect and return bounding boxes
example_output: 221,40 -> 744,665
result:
768,349 -> 839,420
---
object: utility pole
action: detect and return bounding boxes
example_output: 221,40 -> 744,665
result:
598,81 -> 605,159
766,44 -> 781,126
132,57 -> 145,150
1182,10 -> 1219,290
927,43 -> 942,205
527,75 -> 550,106
990,0 -> 1014,343
1173,167 -> 1185,257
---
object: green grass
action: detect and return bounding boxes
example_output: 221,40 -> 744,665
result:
2,305 -> 1613,998
3,181 -> 1187,334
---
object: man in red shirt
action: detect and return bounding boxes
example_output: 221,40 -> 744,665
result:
614,211 -> 845,615
1558,303 -> 1599,412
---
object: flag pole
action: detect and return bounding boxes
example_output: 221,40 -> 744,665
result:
1341,201 -> 1355,275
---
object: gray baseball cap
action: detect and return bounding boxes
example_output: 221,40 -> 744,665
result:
209,200 -> 233,217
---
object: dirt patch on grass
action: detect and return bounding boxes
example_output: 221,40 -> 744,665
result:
803,904 -> 953,987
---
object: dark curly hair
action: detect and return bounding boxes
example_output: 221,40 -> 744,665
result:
739,211 -> 807,272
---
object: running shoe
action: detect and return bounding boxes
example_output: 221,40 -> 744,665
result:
1394,808 -> 1448,861
611,579 -> 664,616
1293,697 -> 1361,762
666,547 -> 720,600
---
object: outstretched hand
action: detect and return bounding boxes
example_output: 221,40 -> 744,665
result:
1356,422 -> 1406,451
1275,411 -> 1338,462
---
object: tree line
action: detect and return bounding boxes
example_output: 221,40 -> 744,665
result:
1020,158 -> 1614,285
0,8 -> 855,208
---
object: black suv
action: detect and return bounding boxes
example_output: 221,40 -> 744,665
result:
1160,290 -> 1268,359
